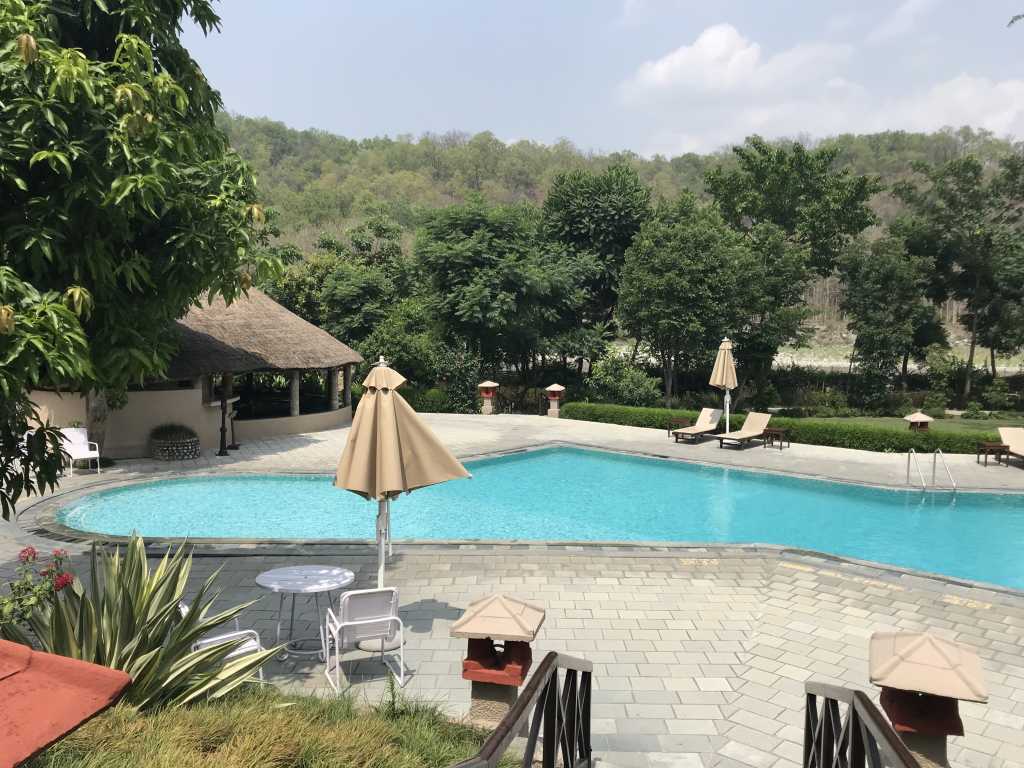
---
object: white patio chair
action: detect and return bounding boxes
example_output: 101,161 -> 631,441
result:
178,602 -> 266,682
60,427 -> 101,477
323,587 -> 406,691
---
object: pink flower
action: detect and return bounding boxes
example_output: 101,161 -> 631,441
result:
51,548 -> 68,560
53,573 -> 74,591
18,546 -> 37,563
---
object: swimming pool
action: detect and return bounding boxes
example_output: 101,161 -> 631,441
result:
58,446 -> 1024,589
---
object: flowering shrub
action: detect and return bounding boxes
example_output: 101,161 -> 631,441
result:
0,546 -> 73,629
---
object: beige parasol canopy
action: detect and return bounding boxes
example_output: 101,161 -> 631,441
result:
335,361 -> 470,586
709,338 -> 738,432
709,338 -> 738,391
869,632 -> 988,703
336,364 -> 470,501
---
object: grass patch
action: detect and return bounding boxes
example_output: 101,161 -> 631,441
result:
824,415 -> 1024,434
28,685 -> 507,768
560,402 -> 1002,453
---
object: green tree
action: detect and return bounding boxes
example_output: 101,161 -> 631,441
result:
728,223 -> 814,396
1,0 -> 274,509
0,267 -> 90,519
617,196 -> 750,399
838,236 -> 939,402
542,164 -> 652,322
416,199 -> 595,376
705,136 -> 879,275
895,156 -> 1024,401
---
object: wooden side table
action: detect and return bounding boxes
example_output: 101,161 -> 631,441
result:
976,442 -> 1009,466
763,427 -> 789,450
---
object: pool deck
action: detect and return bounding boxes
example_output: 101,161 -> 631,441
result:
5,414 -> 1024,768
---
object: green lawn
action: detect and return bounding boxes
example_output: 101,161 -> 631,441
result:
819,415 -> 1024,434
29,686 -> 509,768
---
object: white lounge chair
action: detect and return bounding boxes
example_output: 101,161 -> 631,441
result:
716,412 -> 772,449
324,587 -> 406,691
672,408 -> 723,443
178,602 -> 267,681
60,427 -> 101,477
998,428 -> 1024,468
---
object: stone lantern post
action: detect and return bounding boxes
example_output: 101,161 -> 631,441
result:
544,383 -> 565,418
478,381 -> 499,415
869,632 -> 988,768
450,594 -> 545,728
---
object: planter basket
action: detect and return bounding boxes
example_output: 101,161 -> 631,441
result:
150,436 -> 201,461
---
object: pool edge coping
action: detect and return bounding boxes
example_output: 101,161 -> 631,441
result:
14,441 -> 1024,601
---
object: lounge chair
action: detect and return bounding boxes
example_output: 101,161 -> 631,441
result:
60,427 -> 101,477
178,601 -> 267,681
716,412 -> 772,449
998,428 -> 1024,468
324,587 -> 406,691
672,408 -> 723,443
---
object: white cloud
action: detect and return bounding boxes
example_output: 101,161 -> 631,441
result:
620,25 -> 1024,156
623,24 -> 851,99
867,0 -> 937,43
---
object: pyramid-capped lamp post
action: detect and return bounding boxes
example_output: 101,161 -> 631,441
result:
545,383 -> 565,418
870,632 -> 988,768
451,594 -> 546,727
478,381 -> 499,415
905,410 -> 934,432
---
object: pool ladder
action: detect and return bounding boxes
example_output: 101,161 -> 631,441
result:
906,448 -> 957,491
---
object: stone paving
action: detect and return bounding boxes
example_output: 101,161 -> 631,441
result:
4,415 -> 1024,768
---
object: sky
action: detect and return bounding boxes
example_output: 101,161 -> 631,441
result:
182,0 -> 1024,157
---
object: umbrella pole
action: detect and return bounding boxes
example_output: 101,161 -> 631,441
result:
377,498 -> 389,588
724,389 -> 731,434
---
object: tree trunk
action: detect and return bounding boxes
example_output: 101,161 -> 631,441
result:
85,390 -> 109,451
901,351 -> 910,390
629,338 -> 641,364
964,308 -> 979,402
662,355 -> 675,401
990,348 -> 998,378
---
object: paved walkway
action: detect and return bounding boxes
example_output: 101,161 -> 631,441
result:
4,415 -> 1024,768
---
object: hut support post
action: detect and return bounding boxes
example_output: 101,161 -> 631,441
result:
217,373 -> 229,457
289,370 -> 301,417
342,365 -> 353,408
328,367 -> 340,411
224,373 -> 239,450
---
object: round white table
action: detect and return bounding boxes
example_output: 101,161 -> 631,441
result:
255,565 -> 355,658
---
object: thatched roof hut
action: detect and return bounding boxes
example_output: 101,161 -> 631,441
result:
167,289 -> 363,379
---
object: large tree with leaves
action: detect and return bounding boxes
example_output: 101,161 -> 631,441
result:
838,235 -> 942,402
618,195 -> 751,400
895,156 -> 1024,400
705,136 -> 879,276
542,164 -> 651,323
417,198 -> 596,376
1,0 -> 274,515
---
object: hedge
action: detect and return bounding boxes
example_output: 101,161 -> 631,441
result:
559,402 -> 999,454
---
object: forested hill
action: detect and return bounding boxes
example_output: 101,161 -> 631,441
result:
218,113 -> 1017,244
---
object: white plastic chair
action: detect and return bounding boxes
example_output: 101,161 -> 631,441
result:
60,427 -> 100,477
324,587 -> 406,691
178,602 -> 266,682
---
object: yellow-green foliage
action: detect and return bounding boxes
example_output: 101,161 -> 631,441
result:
29,687 -> 509,768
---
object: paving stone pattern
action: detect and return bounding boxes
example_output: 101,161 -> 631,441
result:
5,414 -> 1024,768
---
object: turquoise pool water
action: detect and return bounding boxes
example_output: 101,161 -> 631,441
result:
58,447 -> 1024,589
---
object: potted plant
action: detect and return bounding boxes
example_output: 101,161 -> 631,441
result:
149,423 -> 201,461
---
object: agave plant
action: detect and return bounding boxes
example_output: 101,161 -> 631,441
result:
1,534 -> 280,709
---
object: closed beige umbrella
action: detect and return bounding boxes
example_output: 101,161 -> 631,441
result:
709,338 -> 738,432
336,360 -> 470,586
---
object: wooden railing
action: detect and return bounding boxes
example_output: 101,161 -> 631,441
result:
805,683 -> 920,768
450,652 -> 593,768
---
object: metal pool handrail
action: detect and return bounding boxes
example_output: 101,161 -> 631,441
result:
932,449 -> 957,491
906,449 -> 926,490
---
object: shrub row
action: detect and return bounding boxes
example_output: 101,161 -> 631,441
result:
559,402 -> 999,454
